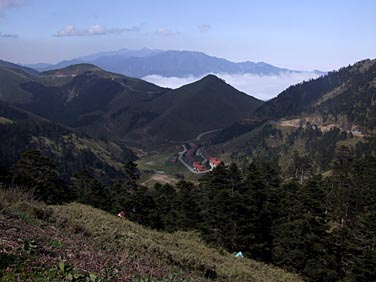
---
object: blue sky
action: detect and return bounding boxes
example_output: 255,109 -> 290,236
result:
1,0 -> 375,70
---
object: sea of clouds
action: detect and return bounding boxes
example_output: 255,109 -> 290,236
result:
142,72 -> 321,101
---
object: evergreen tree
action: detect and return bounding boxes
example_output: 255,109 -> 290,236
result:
153,183 -> 178,230
10,150 -> 65,204
175,180 -> 201,230
71,170 -> 111,211
111,161 -> 154,225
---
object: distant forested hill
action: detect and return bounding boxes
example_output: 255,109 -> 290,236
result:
255,59 -> 376,132
0,101 -> 136,182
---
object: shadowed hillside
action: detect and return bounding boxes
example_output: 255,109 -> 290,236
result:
0,62 -> 263,144
0,101 -> 136,182
131,75 -> 263,141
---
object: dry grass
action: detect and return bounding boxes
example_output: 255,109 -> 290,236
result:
50,203 -> 303,282
0,192 -> 303,281
0,185 -> 35,211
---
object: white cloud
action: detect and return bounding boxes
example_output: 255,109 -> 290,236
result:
0,31 -> 18,38
198,24 -> 212,33
143,75 -> 197,89
142,72 -> 321,100
156,28 -> 179,36
55,24 -> 140,37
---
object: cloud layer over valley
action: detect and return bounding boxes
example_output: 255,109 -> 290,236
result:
143,72 -> 321,100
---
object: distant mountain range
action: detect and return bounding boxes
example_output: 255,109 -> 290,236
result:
25,48 -> 324,78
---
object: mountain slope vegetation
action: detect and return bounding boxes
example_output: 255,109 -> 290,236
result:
0,67 -> 33,104
0,188 -> 302,282
0,101 -> 136,182
0,59 -> 39,76
0,62 -> 263,143
132,75 -> 263,141
208,59 -> 376,181
255,59 -> 376,132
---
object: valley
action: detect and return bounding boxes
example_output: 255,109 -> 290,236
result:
1,2 -> 376,281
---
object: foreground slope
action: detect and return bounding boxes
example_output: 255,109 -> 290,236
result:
0,192 -> 302,282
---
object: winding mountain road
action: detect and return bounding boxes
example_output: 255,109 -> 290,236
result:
177,128 -> 222,174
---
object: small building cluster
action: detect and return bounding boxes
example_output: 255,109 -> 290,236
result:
209,157 -> 221,169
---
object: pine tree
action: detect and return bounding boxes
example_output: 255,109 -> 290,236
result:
11,150 -> 65,204
71,170 -> 111,211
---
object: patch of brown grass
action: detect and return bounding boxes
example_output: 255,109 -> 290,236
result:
0,185 -> 34,211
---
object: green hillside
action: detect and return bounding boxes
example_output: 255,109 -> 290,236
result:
211,59 -> 376,177
0,101 -> 136,182
0,59 -> 39,76
212,121 -> 376,178
0,189 -> 301,282
133,75 -> 263,142
0,63 -> 168,141
255,59 -> 376,132
0,67 -> 33,104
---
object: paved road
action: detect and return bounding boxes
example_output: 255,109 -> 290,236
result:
194,128 -> 223,141
177,129 -> 222,174
177,144 -> 206,174
168,128 -> 223,144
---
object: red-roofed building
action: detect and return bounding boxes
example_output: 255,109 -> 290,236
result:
209,157 -> 221,168
193,162 -> 206,172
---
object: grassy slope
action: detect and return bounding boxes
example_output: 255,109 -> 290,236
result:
0,190 -> 302,282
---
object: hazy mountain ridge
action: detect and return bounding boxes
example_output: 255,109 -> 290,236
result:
27,49 -> 323,78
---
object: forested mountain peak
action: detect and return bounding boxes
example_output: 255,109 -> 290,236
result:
41,63 -> 105,76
